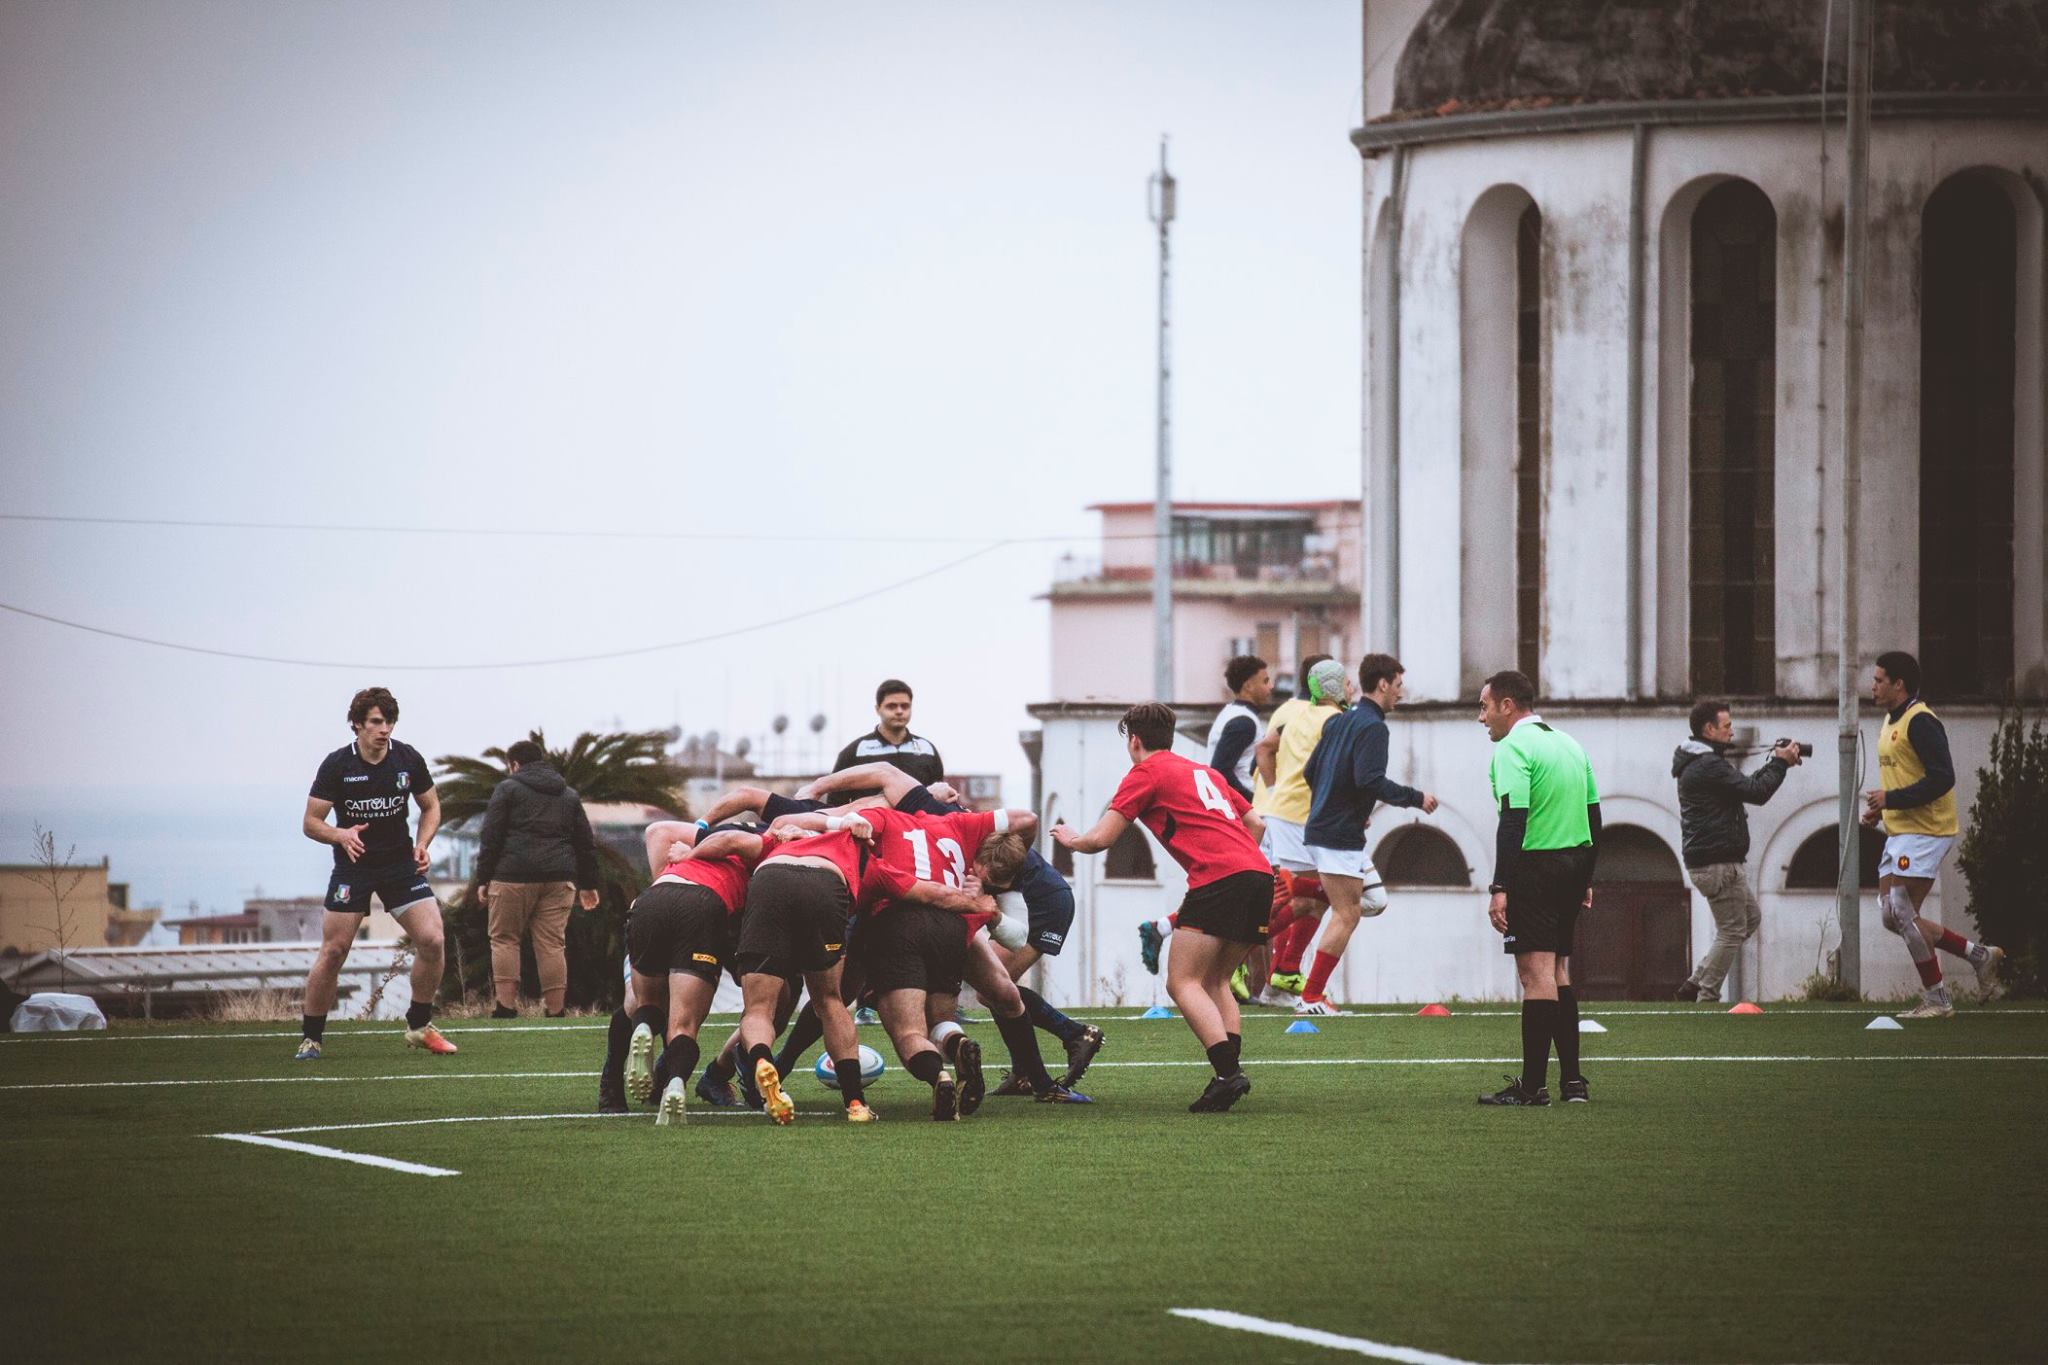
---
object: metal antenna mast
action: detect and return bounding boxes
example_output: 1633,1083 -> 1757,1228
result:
1149,138 -> 1177,703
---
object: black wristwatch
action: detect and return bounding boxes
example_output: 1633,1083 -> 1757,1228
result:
1487,883 -> 1507,895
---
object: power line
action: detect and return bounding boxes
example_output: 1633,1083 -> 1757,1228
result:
0,540 -> 1013,671
0,511 -> 1157,545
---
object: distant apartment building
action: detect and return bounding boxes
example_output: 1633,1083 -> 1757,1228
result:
1046,500 -> 1362,702
0,858 -> 157,954
178,897 -> 401,945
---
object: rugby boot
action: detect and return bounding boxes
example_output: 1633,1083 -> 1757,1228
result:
845,1100 -> 879,1123
1230,964 -> 1252,1002
954,1037 -> 986,1116
1900,998 -> 1955,1019
1266,971 -> 1307,996
292,1038 -> 322,1062
404,1024 -> 458,1055
1137,921 -> 1164,976
655,1076 -> 688,1127
990,1069 -> 1035,1098
932,1070 -> 959,1122
1293,997 -> 1338,1017
1478,1075 -> 1550,1106
1974,944 -> 2006,998
1560,1078 -> 1590,1104
695,1072 -> 742,1109
1034,1082 -> 1094,1105
598,1071 -> 628,1114
625,1022 -> 657,1103
1187,1072 -> 1251,1113
756,1057 -> 795,1125
1059,1024 -> 1105,1088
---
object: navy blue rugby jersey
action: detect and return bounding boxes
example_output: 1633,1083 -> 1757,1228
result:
309,740 -> 435,869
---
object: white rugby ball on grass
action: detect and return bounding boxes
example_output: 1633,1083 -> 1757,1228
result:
813,1044 -> 887,1090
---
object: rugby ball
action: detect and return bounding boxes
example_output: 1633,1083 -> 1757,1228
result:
813,1044 -> 886,1090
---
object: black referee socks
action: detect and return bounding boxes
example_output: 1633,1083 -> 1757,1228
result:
1554,986 -> 1582,1084
1521,999 -> 1560,1091
1205,1040 -> 1237,1079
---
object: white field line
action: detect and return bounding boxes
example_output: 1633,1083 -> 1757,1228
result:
254,1110 -> 834,1136
12,1054 -> 2048,1093
1170,1308 -> 1492,1364
7,1008 -> 2042,1043
210,1132 -> 460,1177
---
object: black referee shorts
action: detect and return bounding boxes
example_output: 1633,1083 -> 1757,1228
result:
626,882 -> 730,983
733,863 -> 853,978
1176,868 -> 1275,945
856,905 -> 971,996
1502,846 -> 1597,957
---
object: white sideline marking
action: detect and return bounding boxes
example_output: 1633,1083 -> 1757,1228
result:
0,1023 -> 609,1045
1170,1308 -> 1485,1364
211,1132 -> 460,1177
12,1054 -> 2048,1093
255,1111 -> 834,1135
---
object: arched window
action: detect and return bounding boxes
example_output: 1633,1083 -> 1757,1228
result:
1378,825 -> 1471,887
1921,172 -> 2017,698
1784,825 -> 1883,890
1104,826 -> 1156,881
1688,180 -> 1777,696
1459,186 -> 1542,693
1592,825 -> 1684,884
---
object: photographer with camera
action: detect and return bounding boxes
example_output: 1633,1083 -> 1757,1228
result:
1671,702 -> 1803,1002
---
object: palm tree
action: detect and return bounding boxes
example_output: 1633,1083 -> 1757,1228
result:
432,729 -> 690,1009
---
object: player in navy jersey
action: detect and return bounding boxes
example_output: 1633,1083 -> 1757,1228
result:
1055,703 -> 1273,1113
294,687 -> 453,1060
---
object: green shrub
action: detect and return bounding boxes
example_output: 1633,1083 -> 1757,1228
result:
1957,710 -> 2048,997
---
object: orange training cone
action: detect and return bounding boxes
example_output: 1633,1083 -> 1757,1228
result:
1418,1003 -> 1451,1017
1728,1002 -> 1763,1015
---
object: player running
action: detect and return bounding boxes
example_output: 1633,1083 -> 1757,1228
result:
294,687 -> 454,1061
1248,655 -> 1343,1004
1055,703 -> 1272,1114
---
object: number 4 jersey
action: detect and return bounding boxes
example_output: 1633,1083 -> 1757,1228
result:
1108,751 -> 1268,888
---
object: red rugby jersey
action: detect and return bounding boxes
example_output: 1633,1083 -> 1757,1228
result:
859,807 -> 1005,909
657,852 -> 751,916
761,826 -> 918,911
1107,751 -> 1266,889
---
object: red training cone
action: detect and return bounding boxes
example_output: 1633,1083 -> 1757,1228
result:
1417,1003 -> 1451,1017
1728,1002 -> 1763,1015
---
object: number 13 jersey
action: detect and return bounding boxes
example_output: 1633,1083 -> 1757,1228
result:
1109,751 -> 1267,888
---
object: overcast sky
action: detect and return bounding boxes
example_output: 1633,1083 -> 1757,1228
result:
0,0 -> 1365,913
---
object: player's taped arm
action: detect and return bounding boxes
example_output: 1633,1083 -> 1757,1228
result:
1491,796 -> 1530,888
1886,713 -> 1957,809
1054,808 -> 1130,854
1211,716 -> 1258,801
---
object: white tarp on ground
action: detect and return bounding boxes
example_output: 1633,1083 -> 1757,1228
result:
12,992 -> 108,1032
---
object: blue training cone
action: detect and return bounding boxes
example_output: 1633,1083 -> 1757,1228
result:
1140,1004 -> 1177,1019
1284,1019 -> 1320,1034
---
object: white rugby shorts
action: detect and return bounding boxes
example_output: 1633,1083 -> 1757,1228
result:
1881,833 -> 1954,880
1308,843 -> 1373,882
1261,816 -> 1316,873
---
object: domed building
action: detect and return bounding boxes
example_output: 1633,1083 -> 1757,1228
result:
1340,0 -> 2047,999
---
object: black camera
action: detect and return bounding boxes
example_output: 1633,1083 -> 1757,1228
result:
1774,738 -> 1815,757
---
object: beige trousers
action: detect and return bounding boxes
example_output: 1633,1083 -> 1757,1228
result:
1686,862 -> 1761,994
487,880 -> 576,1010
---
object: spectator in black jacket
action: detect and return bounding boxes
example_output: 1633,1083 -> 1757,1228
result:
1671,701 -> 1802,1003
476,740 -> 600,1018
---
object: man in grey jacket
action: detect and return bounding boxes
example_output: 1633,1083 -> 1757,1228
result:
1672,701 -> 1802,1002
476,740 -> 600,1017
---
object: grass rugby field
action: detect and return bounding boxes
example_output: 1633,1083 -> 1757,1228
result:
4,1002 -> 2044,1363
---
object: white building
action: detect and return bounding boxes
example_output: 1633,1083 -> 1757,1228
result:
1027,1 -> 2046,1005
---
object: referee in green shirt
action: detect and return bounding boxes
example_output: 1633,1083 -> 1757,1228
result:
1477,669 -> 1602,1106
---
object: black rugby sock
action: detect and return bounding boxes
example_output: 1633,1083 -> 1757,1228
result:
1019,986 -> 1085,1045
746,1042 -> 774,1073
405,1000 -> 434,1031
834,1058 -> 866,1107
993,1010 -> 1054,1090
1555,987 -> 1582,1083
700,1046 -> 737,1086
632,1005 -> 664,1038
601,1009 -> 632,1082
1225,1031 -> 1242,1072
1521,999 -> 1558,1091
905,1049 -> 945,1086
301,1013 -> 327,1043
775,1006 -> 825,1079
1205,1040 -> 1236,1079
658,1034 -> 702,1089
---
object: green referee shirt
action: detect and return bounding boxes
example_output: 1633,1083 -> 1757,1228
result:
1489,716 -> 1599,849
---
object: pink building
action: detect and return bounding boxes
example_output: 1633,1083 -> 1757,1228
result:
1045,500 -> 1362,702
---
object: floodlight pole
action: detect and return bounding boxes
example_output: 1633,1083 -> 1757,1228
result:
1836,0 -> 1873,992
1149,138 -> 1176,704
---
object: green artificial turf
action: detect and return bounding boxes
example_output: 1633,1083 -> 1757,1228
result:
4,1004 -> 2044,1363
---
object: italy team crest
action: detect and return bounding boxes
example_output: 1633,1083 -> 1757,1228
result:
334,884 -> 351,904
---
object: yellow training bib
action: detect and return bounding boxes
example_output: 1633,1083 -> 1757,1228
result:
1878,700 -> 1958,837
